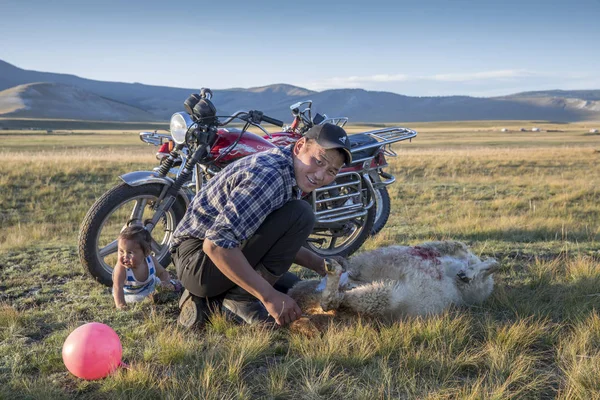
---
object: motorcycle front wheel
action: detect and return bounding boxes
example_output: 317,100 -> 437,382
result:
78,182 -> 186,286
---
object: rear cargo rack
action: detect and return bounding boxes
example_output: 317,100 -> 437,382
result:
350,127 -> 417,162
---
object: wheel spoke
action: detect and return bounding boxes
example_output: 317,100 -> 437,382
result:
327,236 -> 338,250
129,198 -> 148,223
99,239 -> 118,258
311,231 -> 335,238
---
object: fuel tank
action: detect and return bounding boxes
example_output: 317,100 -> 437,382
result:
210,128 -> 277,166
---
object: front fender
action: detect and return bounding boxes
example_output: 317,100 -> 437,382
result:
119,171 -> 192,207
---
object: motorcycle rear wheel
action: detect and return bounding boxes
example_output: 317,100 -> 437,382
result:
307,206 -> 375,258
371,187 -> 391,235
78,182 -> 186,286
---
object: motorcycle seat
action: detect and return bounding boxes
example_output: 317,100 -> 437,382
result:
348,133 -> 380,162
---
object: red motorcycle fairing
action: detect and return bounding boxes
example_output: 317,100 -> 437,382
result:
210,128 -> 277,166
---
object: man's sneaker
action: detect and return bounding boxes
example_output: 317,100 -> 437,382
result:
178,289 -> 193,309
177,289 -> 208,329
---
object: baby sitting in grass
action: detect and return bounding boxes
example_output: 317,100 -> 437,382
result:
112,225 -> 181,309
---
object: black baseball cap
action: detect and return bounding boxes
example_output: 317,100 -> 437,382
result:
304,123 -> 352,165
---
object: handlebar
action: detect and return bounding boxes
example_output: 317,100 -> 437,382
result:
218,110 -> 283,127
218,110 -> 249,126
261,114 -> 284,127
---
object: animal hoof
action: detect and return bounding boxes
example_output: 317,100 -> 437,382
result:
457,271 -> 471,283
324,258 -> 335,273
324,258 -> 343,275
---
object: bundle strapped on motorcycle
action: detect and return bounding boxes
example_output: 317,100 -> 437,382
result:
350,127 -> 417,164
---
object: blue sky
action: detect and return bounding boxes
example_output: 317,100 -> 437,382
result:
1,0 -> 599,97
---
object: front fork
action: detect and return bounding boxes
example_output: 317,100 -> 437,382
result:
118,170 -> 193,233
147,165 -> 205,232
146,144 -> 213,231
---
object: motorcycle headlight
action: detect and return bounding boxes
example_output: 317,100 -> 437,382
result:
170,112 -> 193,144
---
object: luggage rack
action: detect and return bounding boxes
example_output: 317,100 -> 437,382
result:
320,116 -> 349,128
350,127 -> 417,164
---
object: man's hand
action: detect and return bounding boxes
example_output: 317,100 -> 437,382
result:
203,242 -> 302,325
294,247 -> 348,277
263,291 -> 302,326
310,259 -> 327,277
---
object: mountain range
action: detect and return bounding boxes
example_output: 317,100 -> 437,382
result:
1,59 -> 599,123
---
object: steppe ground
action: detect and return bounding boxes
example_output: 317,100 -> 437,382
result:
0,119 -> 599,399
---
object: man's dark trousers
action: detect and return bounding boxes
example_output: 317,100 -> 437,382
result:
173,200 -> 315,299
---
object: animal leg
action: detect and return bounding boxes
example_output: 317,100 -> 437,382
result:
479,258 -> 500,277
340,282 -> 395,318
320,260 -> 344,312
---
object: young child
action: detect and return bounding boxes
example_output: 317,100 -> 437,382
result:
112,225 -> 181,309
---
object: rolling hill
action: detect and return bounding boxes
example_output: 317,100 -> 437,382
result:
0,82 -> 158,121
1,59 -> 599,123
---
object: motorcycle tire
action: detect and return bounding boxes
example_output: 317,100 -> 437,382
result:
371,187 -> 391,235
78,182 -> 186,286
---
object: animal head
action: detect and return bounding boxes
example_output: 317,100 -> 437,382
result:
455,258 -> 499,304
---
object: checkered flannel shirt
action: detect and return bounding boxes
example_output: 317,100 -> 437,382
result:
170,145 -> 300,249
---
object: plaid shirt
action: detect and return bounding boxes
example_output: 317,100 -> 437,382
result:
171,145 -> 300,249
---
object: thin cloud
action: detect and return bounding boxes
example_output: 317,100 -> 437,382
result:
309,74 -> 409,88
430,70 -> 535,82
302,69 -> 574,91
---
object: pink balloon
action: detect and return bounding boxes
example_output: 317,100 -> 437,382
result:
62,322 -> 123,380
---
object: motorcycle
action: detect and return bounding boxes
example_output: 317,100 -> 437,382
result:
78,89 -> 417,286
154,100 -> 394,235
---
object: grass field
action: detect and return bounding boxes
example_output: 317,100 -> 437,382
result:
0,121 -> 599,399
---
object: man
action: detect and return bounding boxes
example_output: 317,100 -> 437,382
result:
170,123 -> 352,327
